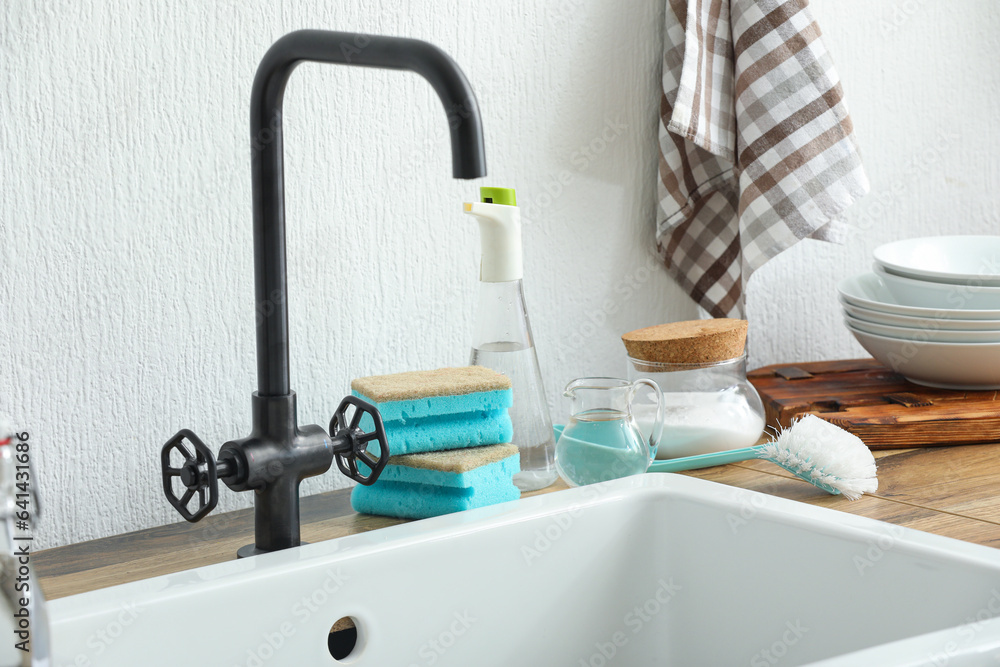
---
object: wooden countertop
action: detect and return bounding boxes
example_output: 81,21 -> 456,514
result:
35,444 -> 1000,600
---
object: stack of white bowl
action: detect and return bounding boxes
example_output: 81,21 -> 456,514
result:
837,236 -> 1000,390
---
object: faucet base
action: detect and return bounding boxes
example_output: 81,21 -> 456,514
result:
237,541 -> 310,559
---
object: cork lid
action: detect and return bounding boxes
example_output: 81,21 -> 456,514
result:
621,319 -> 748,364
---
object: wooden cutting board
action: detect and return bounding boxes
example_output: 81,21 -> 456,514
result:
747,359 -> 1000,449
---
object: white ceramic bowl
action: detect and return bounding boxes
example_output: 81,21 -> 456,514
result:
842,301 -> 1000,331
838,271 -> 1000,320
844,313 -> 1000,344
875,264 -> 1000,310
873,235 -> 1000,287
845,322 -> 1000,390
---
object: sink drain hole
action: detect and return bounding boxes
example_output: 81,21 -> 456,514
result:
329,616 -> 359,661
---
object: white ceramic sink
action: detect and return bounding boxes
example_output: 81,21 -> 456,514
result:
49,475 -> 1000,666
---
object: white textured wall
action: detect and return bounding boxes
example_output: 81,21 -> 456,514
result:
1,0 -> 996,549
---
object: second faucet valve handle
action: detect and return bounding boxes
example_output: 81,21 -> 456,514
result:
329,396 -> 390,486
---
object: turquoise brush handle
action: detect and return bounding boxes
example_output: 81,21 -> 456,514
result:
646,445 -> 842,496
646,445 -> 764,473
553,425 -> 764,475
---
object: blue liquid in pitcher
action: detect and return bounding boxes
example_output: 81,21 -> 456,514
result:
555,409 -> 649,487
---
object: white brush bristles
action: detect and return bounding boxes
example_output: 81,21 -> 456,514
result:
758,415 -> 878,500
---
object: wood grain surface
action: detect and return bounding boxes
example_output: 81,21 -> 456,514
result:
35,442 -> 1000,600
749,359 -> 1000,448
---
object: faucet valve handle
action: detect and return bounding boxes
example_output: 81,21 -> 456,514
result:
329,396 -> 390,486
160,429 -> 221,522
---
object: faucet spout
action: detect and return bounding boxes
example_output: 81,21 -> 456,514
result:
251,29 -> 487,396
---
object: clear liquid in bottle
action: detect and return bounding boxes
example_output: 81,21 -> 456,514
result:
470,341 -> 556,491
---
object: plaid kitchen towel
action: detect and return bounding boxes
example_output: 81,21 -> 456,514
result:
657,0 -> 868,318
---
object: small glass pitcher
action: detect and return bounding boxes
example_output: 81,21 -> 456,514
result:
555,377 -> 665,487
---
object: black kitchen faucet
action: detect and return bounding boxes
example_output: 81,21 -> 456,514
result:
159,30 -> 487,558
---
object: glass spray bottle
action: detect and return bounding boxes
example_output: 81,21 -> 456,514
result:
465,187 -> 557,491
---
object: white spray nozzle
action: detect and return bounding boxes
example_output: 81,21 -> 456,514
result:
464,201 -> 523,282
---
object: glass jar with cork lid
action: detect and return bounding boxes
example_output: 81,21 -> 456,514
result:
621,319 -> 765,459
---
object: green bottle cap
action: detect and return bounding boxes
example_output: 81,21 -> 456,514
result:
480,187 -> 516,206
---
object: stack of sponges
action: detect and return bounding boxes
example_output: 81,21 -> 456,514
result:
350,366 -> 521,519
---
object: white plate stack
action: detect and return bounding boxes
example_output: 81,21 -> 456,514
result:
837,236 -> 1000,390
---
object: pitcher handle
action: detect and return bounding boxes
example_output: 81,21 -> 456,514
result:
630,378 -> 665,463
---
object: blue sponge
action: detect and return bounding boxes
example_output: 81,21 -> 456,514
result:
356,407 -> 513,455
354,389 -> 513,422
352,444 -> 521,519
351,366 -> 514,455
